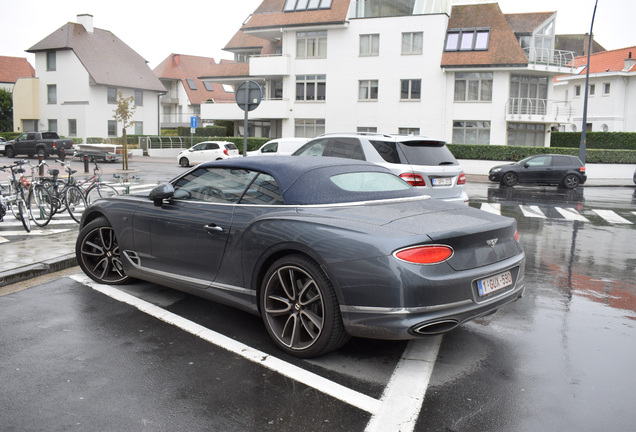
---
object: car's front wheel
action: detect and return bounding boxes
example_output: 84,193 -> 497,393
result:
501,172 -> 518,187
5,146 -> 16,158
76,216 -> 132,285
562,174 -> 580,189
179,157 -> 190,167
260,255 -> 350,358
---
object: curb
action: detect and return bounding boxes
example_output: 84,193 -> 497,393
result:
0,253 -> 77,288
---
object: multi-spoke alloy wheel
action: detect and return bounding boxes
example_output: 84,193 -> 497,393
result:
76,217 -> 131,284
502,172 -> 518,187
260,255 -> 349,358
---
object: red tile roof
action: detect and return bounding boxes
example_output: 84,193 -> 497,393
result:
153,54 -> 236,103
570,46 -> 636,74
505,12 -> 555,35
0,56 -> 35,84
441,3 -> 529,68
241,0 -> 351,31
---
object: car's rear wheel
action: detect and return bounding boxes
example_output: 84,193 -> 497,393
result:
563,174 -> 580,189
179,157 -> 190,167
76,216 -> 132,285
260,255 -> 349,358
6,146 -> 15,158
501,172 -> 518,187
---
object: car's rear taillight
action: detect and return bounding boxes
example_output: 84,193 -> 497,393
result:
457,172 -> 466,185
394,245 -> 453,264
224,148 -> 229,156
399,173 -> 426,186
580,166 -> 586,174
515,230 -> 520,242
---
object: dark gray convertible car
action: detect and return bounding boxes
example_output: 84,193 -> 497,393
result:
76,156 -> 525,357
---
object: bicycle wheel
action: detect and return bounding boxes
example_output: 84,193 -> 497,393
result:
28,184 -> 53,227
6,181 -> 20,220
65,185 -> 87,223
17,196 -> 31,232
86,183 -> 118,205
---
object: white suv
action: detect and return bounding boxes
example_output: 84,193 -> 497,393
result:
293,133 -> 468,204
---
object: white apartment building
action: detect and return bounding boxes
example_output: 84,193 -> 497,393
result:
200,0 -> 575,147
13,14 -> 165,141
554,46 -> 636,132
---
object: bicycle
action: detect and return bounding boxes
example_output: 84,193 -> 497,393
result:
39,160 -> 87,223
0,160 -> 31,232
23,160 -> 54,227
75,157 -> 119,204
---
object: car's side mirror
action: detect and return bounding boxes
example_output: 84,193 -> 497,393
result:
524,163 -> 530,168
149,183 -> 174,206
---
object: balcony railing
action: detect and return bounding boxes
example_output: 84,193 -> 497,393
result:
523,48 -> 575,69
506,98 -> 574,122
161,114 -> 200,126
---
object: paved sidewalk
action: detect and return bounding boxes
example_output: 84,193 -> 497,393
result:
1,159 -> 634,287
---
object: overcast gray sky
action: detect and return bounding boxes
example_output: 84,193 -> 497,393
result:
0,0 -> 632,69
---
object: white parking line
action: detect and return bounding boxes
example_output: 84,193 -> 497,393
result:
69,274 -> 383,413
592,209 -> 632,224
70,273 -> 442,429
0,228 -> 71,236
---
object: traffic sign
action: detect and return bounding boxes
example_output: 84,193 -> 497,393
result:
235,81 -> 262,112
190,116 -> 198,128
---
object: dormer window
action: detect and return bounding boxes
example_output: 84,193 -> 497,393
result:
445,28 -> 490,52
284,0 -> 332,12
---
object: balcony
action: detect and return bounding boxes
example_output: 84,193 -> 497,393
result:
505,98 -> 574,123
523,48 -> 575,72
249,54 -> 291,77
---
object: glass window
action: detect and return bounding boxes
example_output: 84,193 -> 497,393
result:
47,85 -> 57,104
331,172 -> 410,192
187,79 -> 198,90
294,119 -> 325,138
369,140 -> 401,163
454,73 -> 492,102
68,119 -> 77,136
359,80 -> 379,100
398,128 -> 420,135
357,127 -> 378,133
134,89 -> 143,106
107,87 -> 117,104
360,34 -> 380,56
204,81 -> 214,91
297,31 -> 327,58
240,173 -> 284,205
604,83 -> 611,95
402,32 -> 423,55
48,119 -> 58,133
507,122 -> 545,147
47,51 -> 56,71
173,167 -> 259,204
589,84 -> 595,96
452,121 -> 491,144
285,0 -> 332,11
108,120 -> 117,137
135,121 -> 143,135
296,75 -> 326,101
445,29 -> 490,52
400,79 -> 421,100
575,85 -> 581,97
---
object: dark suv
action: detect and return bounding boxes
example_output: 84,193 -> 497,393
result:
489,154 -> 587,189
292,133 -> 468,203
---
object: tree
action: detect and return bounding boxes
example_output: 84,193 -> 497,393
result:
112,91 -> 136,170
0,88 -> 13,132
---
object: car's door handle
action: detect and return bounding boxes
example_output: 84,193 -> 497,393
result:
204,224 -> 223,233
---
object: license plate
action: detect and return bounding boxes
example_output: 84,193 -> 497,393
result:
477,271 -> 513,296
432,177 -> 452,186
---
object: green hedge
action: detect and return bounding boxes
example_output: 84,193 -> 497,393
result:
551,132 -> 636,150
448,144 -> 636,164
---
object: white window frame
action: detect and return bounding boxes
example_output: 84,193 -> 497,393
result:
402,32 -> 423,55
296,31 -> 327,59
359,80 -> 379,101
400,79 -> 421,101
454,72 -> 492,102
452,121 -> 491,144
296,75 -> 326,101
360,34 -> 380,56
47,84 -> 57,104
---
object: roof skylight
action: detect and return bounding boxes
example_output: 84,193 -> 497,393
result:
284,0 -> 332,12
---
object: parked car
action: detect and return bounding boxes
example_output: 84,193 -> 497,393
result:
0,137 -> 6,154
3,131 -> 74,159
247,138 -> 310,156
177,141 -> 239,167
292,133 -> 468,204
489,154 -> 587,189
633,168 -> 636,185
76,156 -> 525,358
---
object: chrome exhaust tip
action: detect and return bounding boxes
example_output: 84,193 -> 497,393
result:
413,319 -> 459,335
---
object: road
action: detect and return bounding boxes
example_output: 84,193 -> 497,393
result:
1,156 -> 635,431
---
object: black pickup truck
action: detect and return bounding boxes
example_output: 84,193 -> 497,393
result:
3,131 -> 74,159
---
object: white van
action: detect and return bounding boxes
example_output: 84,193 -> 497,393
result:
247,138 -> 309,157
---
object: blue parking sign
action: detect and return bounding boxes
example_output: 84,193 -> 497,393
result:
190,116 -> 198,128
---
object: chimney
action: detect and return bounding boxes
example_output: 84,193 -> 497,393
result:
77,14 -> 94,34
625,52 -> 636,72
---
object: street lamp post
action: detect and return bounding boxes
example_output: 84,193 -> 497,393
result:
579,0 -> 599,165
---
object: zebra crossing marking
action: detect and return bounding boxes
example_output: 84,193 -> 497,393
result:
520,205 -> 547,219
592,209 -> 632,224
480,203 -> 501,215
554,207 -> 590,222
